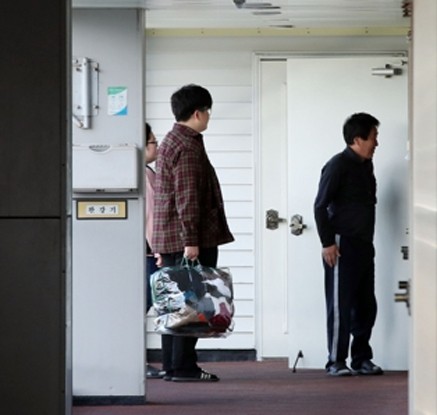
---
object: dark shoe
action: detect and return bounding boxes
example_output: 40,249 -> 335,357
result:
326,362 -> 352,377
163,371 -> 173,381
146,365 -> 165,379
172,369 -> 220,382
352,360 -> 384,376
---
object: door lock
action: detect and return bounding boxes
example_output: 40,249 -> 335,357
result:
290,214 -> 307,236
401,246 -> 409,260
266,209 -> 286,230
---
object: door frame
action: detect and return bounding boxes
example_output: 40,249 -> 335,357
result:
410,1 -> 437,412
255,57 -> 289,359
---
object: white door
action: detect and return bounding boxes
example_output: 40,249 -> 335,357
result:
286,56 -> 410,370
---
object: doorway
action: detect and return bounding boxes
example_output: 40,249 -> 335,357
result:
257,55 -> 410,370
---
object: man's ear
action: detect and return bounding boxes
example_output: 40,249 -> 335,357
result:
349,137 -> 360,151
352,136 -> 362,146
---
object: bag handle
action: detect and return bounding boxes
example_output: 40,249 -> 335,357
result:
181,256 -> 201,268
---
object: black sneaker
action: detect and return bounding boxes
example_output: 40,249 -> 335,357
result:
326,362 -> 352,377
172,369 -> 220,382
352,360 -> 384,376
146,365 -> 165,379
162,371 -> 173,381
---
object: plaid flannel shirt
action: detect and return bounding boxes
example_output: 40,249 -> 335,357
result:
151,123 -> 234,254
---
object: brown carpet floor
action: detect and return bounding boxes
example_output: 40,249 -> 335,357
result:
73,360 -> 408,415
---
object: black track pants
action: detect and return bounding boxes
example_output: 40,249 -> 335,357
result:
324,235 -> 377,369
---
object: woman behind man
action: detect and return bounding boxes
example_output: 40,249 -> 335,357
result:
145,122 -> 164,379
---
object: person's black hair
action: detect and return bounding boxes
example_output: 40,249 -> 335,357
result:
171,84 -> 213,122
343,112 -> 380,145
146,122 -> 152,144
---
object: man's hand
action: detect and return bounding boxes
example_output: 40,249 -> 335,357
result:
322,244 -> 340,268
184,246 -> 199,261
154,253 -> 162,268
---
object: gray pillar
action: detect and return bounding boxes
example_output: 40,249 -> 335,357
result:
71,8 -> 146,403
0,1 -> 70,415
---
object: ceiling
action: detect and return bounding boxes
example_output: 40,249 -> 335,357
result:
143,0 -> 411,30
72,0 -> 411,30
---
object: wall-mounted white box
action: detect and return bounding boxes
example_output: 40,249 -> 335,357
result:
73,143 -> 139,192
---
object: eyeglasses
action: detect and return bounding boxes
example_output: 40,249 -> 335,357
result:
200,107 -> 212,115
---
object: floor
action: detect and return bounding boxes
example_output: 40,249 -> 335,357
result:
72,360 -> 408,415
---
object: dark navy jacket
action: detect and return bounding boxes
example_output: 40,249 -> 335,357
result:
314,146 -> 377,247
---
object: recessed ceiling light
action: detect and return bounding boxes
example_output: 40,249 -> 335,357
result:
270,24 -> 295,28
233,0 -> 280,10
244,5 -> 280,9
252,11 -> 282,16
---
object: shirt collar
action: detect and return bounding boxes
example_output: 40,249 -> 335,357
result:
344,146 -> 369,164
173,122 -> 203,141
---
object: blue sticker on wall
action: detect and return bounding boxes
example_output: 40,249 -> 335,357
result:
108,86 -> 128,116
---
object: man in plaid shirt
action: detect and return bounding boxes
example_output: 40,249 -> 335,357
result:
151,84 -> 234,382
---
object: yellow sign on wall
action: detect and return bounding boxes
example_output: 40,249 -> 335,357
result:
76,200 -> 127,219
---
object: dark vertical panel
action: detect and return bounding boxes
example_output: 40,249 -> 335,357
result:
0,1 -> 68,217
0,0 -> 69,414
0,220 -> 64,414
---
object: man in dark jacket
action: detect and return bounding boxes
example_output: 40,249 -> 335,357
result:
152,84 -> 234,382
314,112 -> 384,377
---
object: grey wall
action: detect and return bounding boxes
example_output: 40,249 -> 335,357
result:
72,8 -> 146,402
0,1 -> 70,415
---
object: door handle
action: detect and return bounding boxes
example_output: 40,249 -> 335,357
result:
290,214 -> 307,236
394,280 -> 410,315
266,209 -> 286,230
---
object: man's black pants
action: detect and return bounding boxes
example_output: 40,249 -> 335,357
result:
160,247 -> 218,375
324,235 -> 377,369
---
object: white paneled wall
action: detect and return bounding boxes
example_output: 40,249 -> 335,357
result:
145,34 -> 407,351
145,37 -> 254,349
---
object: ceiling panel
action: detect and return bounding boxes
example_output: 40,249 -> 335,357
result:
144,0 -> 410,29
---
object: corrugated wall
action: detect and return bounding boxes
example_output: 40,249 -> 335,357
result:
145,38 -> 255,349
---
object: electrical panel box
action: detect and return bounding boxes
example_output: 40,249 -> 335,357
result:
73,143 -> 139,192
